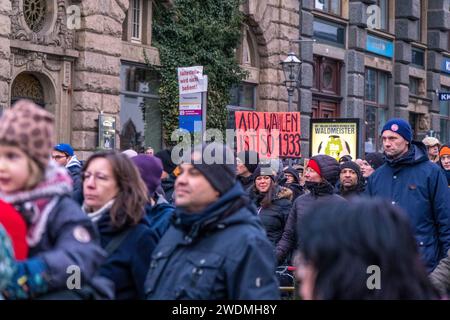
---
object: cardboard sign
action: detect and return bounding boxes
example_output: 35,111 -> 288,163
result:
310,119 -> 359,161
235,111 -> 301,158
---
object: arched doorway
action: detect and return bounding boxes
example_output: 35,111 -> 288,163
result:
11,72 -> 46,107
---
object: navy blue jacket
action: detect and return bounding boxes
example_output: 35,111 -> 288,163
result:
144,201 -> 175,240
145,184 -> 280,300
96,212 -> 158,300
66,158 -> 83,205
28,196 -> 106,293
366,142 -> 450,272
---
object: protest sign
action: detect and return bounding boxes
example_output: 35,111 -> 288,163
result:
235,111 -> 301,158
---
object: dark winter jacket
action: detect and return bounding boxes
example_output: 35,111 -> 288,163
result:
366,141 -> 450,272
282,167 -> 305,200
30,196 -> 107,294
144,183 -> 280,300
66,156 -> 83,204
144,200 -> 175,240
96,211 -> 159,300
275,186 -> 346,264
254,186 -> 293,246
237,174 -> 255,193
161,174 -> 176,204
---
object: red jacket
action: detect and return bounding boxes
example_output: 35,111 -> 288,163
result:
0,199 -> 28,260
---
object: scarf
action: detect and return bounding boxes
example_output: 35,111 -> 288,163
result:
82,199 -> 115,224
0,163 -> 73,247
173,184 -> 250,241
305,181 -> 335,197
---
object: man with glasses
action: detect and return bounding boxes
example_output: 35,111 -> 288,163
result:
53,143 -> 83,204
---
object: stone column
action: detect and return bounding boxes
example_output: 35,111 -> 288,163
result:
72,0 -> 128,159
427,0 -> 450,136
0,0 -> 11,111
298,0 -> 314,157
251,0 -> 299,113
347,0 -> 368,120
394,0 -> 420,119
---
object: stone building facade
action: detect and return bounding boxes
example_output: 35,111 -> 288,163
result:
0,0 -> 299,160
1,0 -> 448,160
297,0 -> 450,157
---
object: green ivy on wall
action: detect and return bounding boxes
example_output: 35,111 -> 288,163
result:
149,0 -> 247,145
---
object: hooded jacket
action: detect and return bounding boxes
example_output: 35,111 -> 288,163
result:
366,141 -> 450,272
144,183 -> 280,300
275,155 -> 345,264
282,167 -> 305,200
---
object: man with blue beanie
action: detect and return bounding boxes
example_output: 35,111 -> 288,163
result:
366,118 -> 450,273
52,143 -> 83,203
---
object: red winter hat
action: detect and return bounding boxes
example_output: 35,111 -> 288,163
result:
0,199 -> 28,260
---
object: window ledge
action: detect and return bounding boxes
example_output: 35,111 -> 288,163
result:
121,41 -> 160,65
312,10 -> 348,24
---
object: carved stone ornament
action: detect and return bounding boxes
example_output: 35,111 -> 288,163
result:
12,49 -> 62,72
10,0 -> 75,49
418,114 -> 430,131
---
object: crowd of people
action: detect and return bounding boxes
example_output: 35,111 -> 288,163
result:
0,100 -> 449,300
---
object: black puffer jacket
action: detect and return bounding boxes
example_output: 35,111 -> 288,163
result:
253,186 -> 293,246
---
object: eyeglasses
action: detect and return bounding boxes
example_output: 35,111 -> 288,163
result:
52,155 -> 68,160
82,172 -> 112,182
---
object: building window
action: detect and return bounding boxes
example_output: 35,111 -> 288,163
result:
228,25 -> 259,112
123,0 -> 152,45
120,63 -> 161,152
376,0 -> 389,31
364,68 -> 388,152
229,83 -> 257,109
313,18 -> 345,47
416,0 -> 425,43
131,0 -> 143,42
440,86 -> 450,143
409,77 -> 423,96
411,47 -> 425,68
314,0 -> 340,16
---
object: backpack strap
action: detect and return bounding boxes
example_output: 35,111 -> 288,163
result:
104,229 -> 132,256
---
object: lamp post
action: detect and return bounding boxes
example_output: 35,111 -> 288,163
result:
280,52 -> 302,112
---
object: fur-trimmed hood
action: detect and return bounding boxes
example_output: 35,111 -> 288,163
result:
274,186 -> 293,202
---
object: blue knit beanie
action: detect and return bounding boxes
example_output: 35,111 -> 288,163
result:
381,118 -> 412,143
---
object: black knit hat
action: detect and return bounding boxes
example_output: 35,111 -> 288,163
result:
340,161 -> 362,177
283,166 -> 300,184
237,150 -> 259,174
155,149 -> 177,174
365,152 -> 385,170
310,154 -> 340,186
190,143 -> 237,195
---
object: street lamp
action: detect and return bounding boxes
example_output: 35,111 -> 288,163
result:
280,52 -> 302,112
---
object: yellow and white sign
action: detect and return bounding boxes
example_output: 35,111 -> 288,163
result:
310,119 -> 359,161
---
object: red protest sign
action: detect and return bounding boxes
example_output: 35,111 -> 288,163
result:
235,111 -> 301,158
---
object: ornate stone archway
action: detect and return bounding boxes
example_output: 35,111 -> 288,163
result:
11,72 -> 45,106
